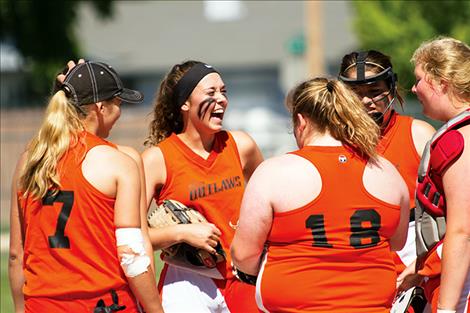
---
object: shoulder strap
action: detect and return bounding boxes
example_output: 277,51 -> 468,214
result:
430,130 -> 466,174
418,110 -> 470,180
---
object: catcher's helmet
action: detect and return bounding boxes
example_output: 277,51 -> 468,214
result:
338,50 -> 397,89
339,50 -> 398,125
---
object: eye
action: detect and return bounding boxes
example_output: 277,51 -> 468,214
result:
369,89 -> 384,97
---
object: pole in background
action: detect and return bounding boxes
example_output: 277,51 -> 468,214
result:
305,1 -> 325,77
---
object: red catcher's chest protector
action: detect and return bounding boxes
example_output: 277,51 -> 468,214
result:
415,109 -> 470,263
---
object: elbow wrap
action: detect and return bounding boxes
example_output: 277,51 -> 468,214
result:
115,228 -> 150,278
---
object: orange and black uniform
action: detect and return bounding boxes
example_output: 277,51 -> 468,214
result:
257,146 -> 401,313
378,112 -> 420,273
378,112 -> 419,211
156,131 -> 256,311
19,132 -> 139,312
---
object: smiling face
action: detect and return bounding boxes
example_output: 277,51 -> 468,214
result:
183,72 -> 228,134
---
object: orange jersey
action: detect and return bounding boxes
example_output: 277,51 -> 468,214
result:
378,112 -> 420,210
257,146 -> 401,313
19,132 -> 128,299
379,113 -> 420,273
156,131 -> 244,279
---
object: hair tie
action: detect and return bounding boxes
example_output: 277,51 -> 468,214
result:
326,81 -> 334,92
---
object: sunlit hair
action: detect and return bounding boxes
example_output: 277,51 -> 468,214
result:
340,50 -> 404,107
144,60 -> 202,146
286,78 -> 380,161
19,91 -> 87,199
411,36 -> 470,102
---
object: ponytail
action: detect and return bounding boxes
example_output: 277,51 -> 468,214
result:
287,78 -> 380,161
19,91 -> 85,199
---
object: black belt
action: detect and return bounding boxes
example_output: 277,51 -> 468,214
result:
409,207 -> 415,222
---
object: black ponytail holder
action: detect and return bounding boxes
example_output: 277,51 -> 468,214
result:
326,81 -> 335,92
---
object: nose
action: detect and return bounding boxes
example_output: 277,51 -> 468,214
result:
215,91 -> 227,104
362,96 -> 375,108
411,84 -> 417,94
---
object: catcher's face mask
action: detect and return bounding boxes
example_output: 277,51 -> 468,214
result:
339,51 -> 398,125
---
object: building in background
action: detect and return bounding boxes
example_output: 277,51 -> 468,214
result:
0,42 -> 28,106
73,0 -> 357,155
1,2 -> 358,211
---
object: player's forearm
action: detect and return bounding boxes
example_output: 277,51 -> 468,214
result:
141,225 -> 156,272
148,224 -> 188,250
127,271 -> 164,313
438,231 -> 470,310
231,245 -> 263,276
8,255 -> 25,313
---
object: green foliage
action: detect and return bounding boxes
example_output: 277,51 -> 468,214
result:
351,0 -> 470,90
1,252 -> 13,313
0,0 -> 114,99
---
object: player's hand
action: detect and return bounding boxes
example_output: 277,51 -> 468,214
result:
56,59 -> 85,83
397,260 -> 423,292
180,223 -> 221,254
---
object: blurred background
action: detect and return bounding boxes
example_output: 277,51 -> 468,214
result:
1,1 -> 469,311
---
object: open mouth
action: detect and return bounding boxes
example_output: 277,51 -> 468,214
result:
210,108 -> 224,120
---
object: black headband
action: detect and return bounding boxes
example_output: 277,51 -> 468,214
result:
173,63 -> 219,108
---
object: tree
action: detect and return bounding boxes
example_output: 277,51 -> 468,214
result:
0,0 -> 114,100
351,0 -> 470,90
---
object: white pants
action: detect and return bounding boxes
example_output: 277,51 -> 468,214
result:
396,221 -> 417,267
161,265 -> 230,313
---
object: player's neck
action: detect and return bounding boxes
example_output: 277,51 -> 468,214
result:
177,131 -> 216,158
302,132 -> 342,147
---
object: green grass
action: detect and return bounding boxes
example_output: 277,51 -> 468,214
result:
1,252 -> 13,313
0,251 -> 164,313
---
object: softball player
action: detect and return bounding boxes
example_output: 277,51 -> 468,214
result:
231,78 -> 410,312
142,60 -> 263,312
9,60 -> 162,313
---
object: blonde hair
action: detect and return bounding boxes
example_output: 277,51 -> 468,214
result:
286,78 -> 380,160
411,36 -> 470,102
19,91 -> 86,199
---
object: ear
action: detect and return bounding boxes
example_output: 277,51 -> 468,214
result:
95,101 -> 105,113
438,79 -> 449,95
296,113 -> 307,132
180,101 -> 190,112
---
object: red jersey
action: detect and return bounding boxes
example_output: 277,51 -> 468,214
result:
257,146 -> 401,313
156,131 -> 244,280
19,131 -> 128,299
378,112 -> 420,210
